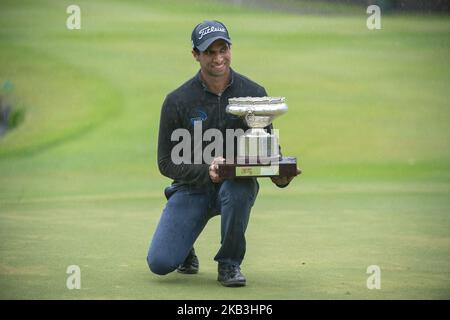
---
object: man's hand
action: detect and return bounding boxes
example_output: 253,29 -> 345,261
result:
209,157 -> 225,183
271,168 -> 302,187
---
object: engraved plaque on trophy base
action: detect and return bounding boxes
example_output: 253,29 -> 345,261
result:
218,157 -> 298,179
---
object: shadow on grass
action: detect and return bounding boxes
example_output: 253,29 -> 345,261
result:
148,272 -> 223,288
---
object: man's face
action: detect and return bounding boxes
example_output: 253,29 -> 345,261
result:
193,39 -> 231,77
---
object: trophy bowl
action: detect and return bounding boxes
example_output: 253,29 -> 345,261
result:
226,97 -> 288,128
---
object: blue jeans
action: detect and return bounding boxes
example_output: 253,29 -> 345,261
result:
147,178 -> 259,275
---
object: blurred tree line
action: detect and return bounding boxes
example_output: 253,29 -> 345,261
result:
226,0 -> 449,13
340,0 -> 449,12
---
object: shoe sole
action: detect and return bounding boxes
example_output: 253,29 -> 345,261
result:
177,268 -> 199,274
218,280 -> 246,287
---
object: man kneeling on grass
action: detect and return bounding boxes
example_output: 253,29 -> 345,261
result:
146,20 -> 300,287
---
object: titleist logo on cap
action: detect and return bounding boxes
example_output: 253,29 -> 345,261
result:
198,26 -> 226,40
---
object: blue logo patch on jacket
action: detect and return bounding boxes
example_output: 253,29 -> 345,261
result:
190,109 -> 208,125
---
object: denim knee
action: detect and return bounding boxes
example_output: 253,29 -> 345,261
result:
147,253 -> 177,275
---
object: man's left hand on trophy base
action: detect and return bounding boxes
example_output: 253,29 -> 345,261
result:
271,167 -> 302,187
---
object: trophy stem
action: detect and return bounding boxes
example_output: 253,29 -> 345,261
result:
237,128 -> 279,164
249,128 -> 270,136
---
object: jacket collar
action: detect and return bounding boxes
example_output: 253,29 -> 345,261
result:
196,68 -> 235,95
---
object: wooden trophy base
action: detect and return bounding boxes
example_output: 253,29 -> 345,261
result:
218,157 -> 298,179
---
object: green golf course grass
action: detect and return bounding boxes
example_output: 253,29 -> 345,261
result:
0,0 -> 449,299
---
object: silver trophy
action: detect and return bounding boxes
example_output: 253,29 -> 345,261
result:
218,96 -> 298,178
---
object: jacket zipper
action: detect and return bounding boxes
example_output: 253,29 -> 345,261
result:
217,93 -> 222,126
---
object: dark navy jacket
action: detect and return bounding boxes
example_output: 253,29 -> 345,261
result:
157,69 -> 275,187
